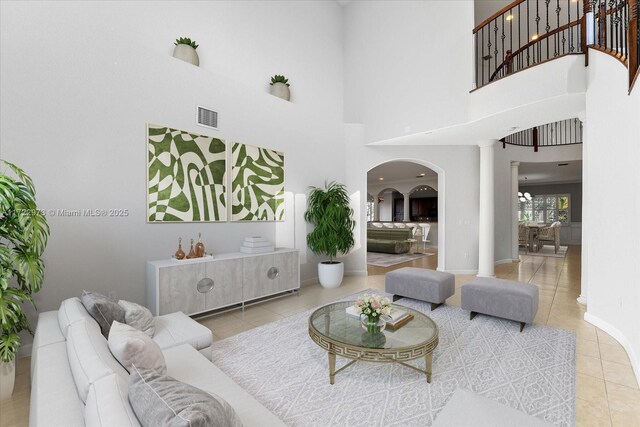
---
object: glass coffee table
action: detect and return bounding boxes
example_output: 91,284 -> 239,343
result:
308,301 -> 439,384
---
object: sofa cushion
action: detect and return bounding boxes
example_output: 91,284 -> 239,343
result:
163,344 -> 286,426
31,311 -> 66,378
85,374 -> 141,427
108,321 -> 166,375
128,365 -> 243,427
81,290 -> 126,338
66,319 -> 128,403
153,311 -> 212,353
58,297 -> 98,338
118,300 -> 155,337
30,341 -> 85,427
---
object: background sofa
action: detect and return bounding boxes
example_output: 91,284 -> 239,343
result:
367,227 -> 412,254
30,297 -> 285,426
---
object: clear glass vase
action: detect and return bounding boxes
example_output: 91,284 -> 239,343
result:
360,315 -> 387,334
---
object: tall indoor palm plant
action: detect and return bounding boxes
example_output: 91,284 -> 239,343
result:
0,160 -> 49,398
304,181 -> 355,288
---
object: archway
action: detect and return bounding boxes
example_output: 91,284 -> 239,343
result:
366,159 -> 445,271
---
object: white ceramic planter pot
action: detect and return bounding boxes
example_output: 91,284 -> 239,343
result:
318,261 -> 344,289
270,82 -> 290,101
172,44 -> 199,66
0,359 -> 15,401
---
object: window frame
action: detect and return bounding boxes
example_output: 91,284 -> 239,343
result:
518,193 -> 571,225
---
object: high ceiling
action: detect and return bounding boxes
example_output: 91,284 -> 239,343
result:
519,160 -> 582,185
367,161 -> 437,186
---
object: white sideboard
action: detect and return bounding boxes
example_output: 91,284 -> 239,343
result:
146,248 -> 299,316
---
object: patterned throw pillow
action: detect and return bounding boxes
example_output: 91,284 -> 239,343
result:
128,366 -> 243,427
108,321 -> 166,375
80,290 -> 125,338
118,300 -> 155,337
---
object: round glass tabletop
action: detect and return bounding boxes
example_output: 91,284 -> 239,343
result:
309,300 -> 438,350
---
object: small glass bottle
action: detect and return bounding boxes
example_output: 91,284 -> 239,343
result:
195,232 -> 205,258
174,237 -> 185,260
186,238 -> 196,259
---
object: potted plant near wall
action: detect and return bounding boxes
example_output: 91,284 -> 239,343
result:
304,181 -> 355,288
0,161 -> 49,400
269,74 -> 291,101
173,37 -> 199,66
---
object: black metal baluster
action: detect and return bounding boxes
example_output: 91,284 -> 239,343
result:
494,18 -> 499,77
527,0 -> 531,65
482,27 -> 485,85
475,32 -> 478,87
546,0 -> 551,60
502,14 -> 506,72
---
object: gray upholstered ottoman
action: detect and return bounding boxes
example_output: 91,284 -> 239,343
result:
461,277 -> 539,332
385,267 -> 455,310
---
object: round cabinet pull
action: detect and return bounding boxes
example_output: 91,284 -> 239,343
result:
267,267 -> 279,280
196,278 -> 214,293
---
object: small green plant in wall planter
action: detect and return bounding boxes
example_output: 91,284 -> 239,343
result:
173,37 -> 199,66
270,74 -> 291,101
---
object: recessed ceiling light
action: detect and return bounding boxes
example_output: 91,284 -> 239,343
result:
506,14 -> 514,21
379,177 -> 384,181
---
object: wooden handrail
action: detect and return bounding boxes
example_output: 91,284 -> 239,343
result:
489,20 -> 582,81
473,0 -> 527,34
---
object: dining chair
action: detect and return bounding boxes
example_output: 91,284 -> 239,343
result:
536,222 -> 562,253
419,223 -> 431,253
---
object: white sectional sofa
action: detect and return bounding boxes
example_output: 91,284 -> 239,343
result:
30,297 -> 285,426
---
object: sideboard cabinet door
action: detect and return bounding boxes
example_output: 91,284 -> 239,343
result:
158,263 -> 206,315
204,259 -> 243,311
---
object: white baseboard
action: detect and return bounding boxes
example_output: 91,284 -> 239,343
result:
345,270 -> 368,277
18,343 -> 31,359
444,269 -> 479,275
300,277 -> 318,287
584,312 -> 640,388
495,259 -> 514,265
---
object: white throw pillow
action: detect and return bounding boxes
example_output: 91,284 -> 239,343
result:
108,321 -> 166,375
118,300 -> 155,337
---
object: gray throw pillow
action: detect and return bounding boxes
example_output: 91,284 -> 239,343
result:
81,290 -> 125,338
128,366 -> 243,427
118,300 -> 155,337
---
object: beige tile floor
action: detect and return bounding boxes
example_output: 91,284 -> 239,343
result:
2,245 -> 638,426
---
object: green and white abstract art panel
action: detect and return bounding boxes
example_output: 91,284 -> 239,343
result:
147,124 -> 226,222
231,142 -> 285,221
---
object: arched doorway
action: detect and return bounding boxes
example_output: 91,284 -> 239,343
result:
366,160 -> 444,272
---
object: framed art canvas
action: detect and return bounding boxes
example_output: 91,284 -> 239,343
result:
231,142 -> 285,221
147,124 -> 226,222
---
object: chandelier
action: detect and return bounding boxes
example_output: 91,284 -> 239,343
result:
518,192 -> 532,202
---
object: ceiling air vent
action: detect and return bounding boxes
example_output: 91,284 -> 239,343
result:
196,106 -> 218,130
557,163 -> 569,166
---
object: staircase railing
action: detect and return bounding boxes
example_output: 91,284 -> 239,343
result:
501,118 -> 583,151
474,0 -> 639,93
474,0 -> 584,88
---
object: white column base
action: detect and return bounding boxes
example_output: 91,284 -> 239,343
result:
577,295 -> 587,305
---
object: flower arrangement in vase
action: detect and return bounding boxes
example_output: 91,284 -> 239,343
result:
354,294 -> 392,334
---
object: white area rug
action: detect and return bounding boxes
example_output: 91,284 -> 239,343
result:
367,252 -> 434,267
524,246 -> 568,258
211,292 -> 576,426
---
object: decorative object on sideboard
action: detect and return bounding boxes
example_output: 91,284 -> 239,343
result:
231,142 -> 285,221
240,236 -> 274,254
0,160 -> 50,400
186,238 -> 197,259
172,37 -> 199,66
304,181 -> 355,289
269,74 -> 290,101
174,237 -> 186,260
195,232 -> 205,257
147,124 -> 227,222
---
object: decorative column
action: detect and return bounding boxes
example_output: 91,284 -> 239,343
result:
403,192 -> 411,221
478,140 -> 497,277
373,199 -> 380,221
511,161 -> 520,261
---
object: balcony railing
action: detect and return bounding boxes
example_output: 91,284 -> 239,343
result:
473,0 -> 639,92
473,0 -> 584,88
501,118 -> 583,151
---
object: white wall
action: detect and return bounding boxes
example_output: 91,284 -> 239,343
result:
582,51 -> 640,384
494,144 -> 583,262
0,1 -> 345,322
343,0 -> 474,144
344,124 -> 481,275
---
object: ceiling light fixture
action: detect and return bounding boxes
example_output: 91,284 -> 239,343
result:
379,177 -> 384,181
506,14 -> 514,21
531,34 -> 539,41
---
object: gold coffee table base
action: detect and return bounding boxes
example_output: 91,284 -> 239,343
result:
326,347 -> 434,384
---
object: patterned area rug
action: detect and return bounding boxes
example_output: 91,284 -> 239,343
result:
211,292 -> 576,426
367,252 -> 434,267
